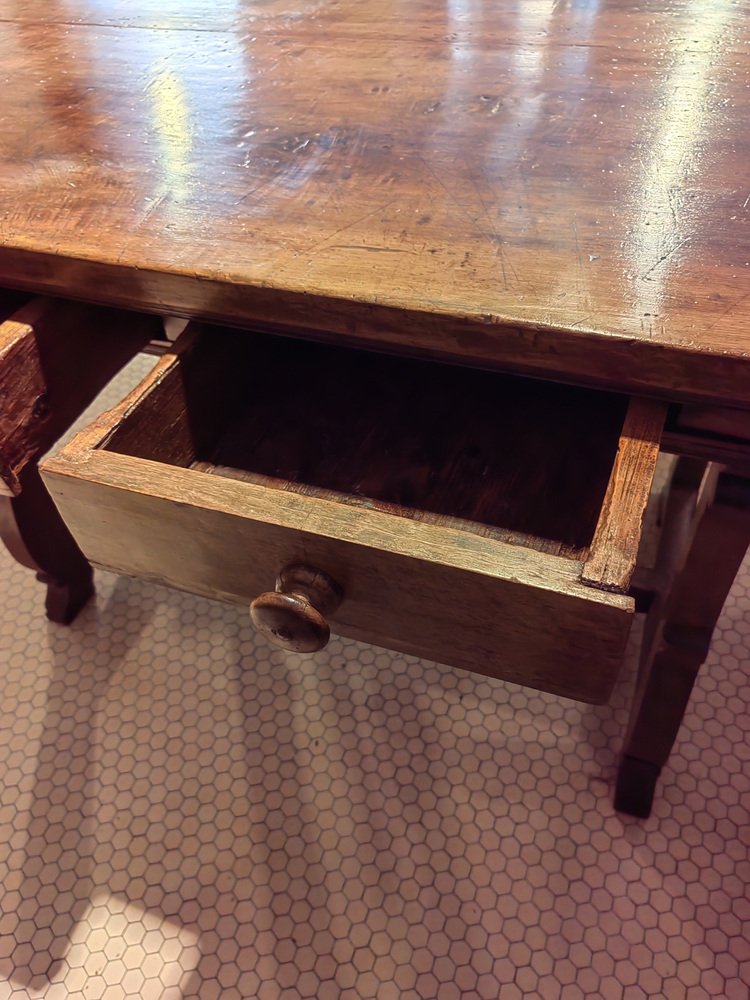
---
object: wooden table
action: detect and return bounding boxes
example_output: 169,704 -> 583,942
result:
0,0 -> 748,816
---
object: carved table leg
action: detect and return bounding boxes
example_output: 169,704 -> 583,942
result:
0,463 -> 94,624
616,463 -> 750,816
0,297 -> 161,623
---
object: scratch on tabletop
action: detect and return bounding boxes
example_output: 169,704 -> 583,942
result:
706,293 -> 750,332
332,245 -> 412,253
304,198 -> 399,255
640,238 -> 690,281
415,153 -> 515,286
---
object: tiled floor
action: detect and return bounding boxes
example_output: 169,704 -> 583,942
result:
0,359 -> 749,1000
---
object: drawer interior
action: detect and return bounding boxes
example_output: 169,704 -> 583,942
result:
102,327 -> 629,561
0,289 -> 31,323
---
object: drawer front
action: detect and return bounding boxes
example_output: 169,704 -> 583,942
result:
40,325 -> 665,704
42,453 -> 631,702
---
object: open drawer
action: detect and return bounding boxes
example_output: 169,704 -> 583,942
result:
40,325 -> 665,703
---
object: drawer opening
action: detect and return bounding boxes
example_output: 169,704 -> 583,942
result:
101,327 -> 629,561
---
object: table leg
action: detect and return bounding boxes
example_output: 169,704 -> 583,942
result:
616,462 -> 750,816
0,463 -> 94,624
0,299 -> 162,623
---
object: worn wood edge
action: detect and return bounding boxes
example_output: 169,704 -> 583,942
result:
41,445 -> 631,612
0,319 -> 35,496
3,247 -> 750,407
582,397 -> 667,593
0,298 -> 57,494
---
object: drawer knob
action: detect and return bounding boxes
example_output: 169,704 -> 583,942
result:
250,563 -> 343,652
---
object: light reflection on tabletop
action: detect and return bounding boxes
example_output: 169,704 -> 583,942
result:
0,0 -> 748,401
627,0 -> 741,335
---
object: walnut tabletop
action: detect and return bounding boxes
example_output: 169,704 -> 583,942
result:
0,0 -> 748,404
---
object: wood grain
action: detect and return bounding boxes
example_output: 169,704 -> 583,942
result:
1,1 -> 749,404
0,297 -> 160,495
582,398 -> 666,592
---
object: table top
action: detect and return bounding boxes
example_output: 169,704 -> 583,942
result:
0,0 -> 748,404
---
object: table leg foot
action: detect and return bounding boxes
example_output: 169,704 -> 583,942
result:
615,756 -> 661,818
0,464 -> 95,625
38,567 -> 95,625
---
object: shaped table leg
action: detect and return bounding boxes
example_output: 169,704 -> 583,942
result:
0,463 -> 93,624
617,463 -> 750,816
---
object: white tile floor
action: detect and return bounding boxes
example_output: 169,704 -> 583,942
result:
0,358 -> 748,1000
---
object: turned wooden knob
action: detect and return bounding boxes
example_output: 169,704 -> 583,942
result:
250,563 -> 343,652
